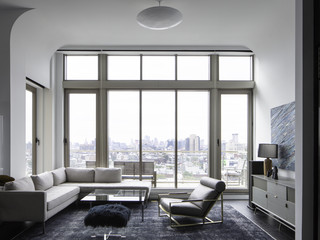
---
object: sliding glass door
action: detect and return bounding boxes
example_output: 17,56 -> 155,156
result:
220,93 -> 250,189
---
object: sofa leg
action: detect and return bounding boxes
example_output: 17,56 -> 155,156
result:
42,222 -> 45,234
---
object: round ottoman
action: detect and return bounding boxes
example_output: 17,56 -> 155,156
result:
84,204 -> 131,228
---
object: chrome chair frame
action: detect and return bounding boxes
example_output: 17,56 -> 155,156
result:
158,192 -> 224,227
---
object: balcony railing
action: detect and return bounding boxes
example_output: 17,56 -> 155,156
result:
109,150 -> 208,188
221,150 -> 248,189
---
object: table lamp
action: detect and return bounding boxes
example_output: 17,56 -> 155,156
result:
258,144 -> 278,176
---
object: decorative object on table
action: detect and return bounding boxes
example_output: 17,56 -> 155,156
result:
0,175 -> 15,186
272,166 -> 278,180
137,0 -> 183,30
267,169 -> 273,177
258,144 -> 278,176
84,204 -> 131,239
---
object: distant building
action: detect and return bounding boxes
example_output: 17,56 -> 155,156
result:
186,134 -> 200,152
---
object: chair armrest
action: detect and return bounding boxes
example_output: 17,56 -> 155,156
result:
180,198 -> 219,203
158,192 -> 189,202
0,190 -> 47,222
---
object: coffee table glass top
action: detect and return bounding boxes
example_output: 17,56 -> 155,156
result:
81,189 -> 146,202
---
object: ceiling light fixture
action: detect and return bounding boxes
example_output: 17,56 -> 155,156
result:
137,0 -> 183,30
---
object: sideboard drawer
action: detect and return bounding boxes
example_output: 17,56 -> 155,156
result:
252,187 -> 267,209
285,201 -> 295,225
267,182 -> 286,200
267,193 -> 287,220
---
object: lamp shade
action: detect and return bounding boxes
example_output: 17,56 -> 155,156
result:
258,144 -> 278,158
137,6 -> 183,30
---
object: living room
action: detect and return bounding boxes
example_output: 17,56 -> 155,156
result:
0,0 -> 318,239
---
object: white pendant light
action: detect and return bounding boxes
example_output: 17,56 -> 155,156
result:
137,0 -> 183,30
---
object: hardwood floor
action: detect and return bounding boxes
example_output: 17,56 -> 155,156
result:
0,200 -> 295,240
227,200 -> 295,240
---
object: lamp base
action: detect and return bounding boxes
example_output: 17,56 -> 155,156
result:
263,158 -> 272,176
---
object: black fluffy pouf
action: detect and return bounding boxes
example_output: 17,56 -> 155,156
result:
84,204 -> 131,228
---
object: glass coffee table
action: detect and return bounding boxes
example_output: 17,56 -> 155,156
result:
81,189 -> 147,221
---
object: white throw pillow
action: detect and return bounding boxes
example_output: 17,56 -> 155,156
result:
66,167 -> 95,182
4,176 -> 35,191
31,172 -> 54,191
52,167 -> 67,186
95,168 -> 122,183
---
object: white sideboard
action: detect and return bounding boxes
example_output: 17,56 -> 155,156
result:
251,174 -> 295,229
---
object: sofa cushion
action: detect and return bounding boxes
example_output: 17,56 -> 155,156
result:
160,197 -> 203,217
188,184 -> 219,210
66,167 -> 95,182
46,186 -> 80,211
4,176 -> 35,191
31,172 -> 54,191
95,168 -> 122,183
200,177 -> 226,193
52,167 -> 67,186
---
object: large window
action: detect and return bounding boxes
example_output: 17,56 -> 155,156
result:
220,93 -> 249,189
26,85 -> 37,175
99,55 -> 210,81
65,55 -> 98,80
108,91 -> 140,166
142,91 -> 176,187
108,56 -> 140,80
177,91 -> 209,188
63,53 -> 253,190
177,56 -> 210,80
106,90 -> 209,188
66,92 -> 97,168
219,56 -> 253,81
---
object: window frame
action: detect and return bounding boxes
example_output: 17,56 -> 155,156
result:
62,52 -> 254,192
218,55 -> 254,81
26,84 -> 37,175
217,90 -> 253,192
64,89 -> 100,168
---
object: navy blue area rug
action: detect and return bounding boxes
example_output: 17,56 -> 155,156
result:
15,202 -> 273,240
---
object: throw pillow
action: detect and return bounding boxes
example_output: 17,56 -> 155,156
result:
95,168 -> 122,183
52,167 -> 67,185
31,172 -> 54,191
4,176 -> 35,191
66,167 -> 95,182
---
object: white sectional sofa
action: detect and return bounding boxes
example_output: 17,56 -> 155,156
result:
0,167 -> 151,233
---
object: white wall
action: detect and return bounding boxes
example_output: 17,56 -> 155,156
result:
251,3 -> 295,158
0,9 -> 28,178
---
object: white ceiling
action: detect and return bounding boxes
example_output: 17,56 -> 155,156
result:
1,0 -> 295,86
1,0 -> 291,48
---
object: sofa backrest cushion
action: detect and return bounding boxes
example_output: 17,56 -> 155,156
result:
4,176 -> 35,191
52,167 -> 67,186
31,172 -> 54,191
66,167 -> 95,182
95,168 -> 122,183
188,177 -> 225,211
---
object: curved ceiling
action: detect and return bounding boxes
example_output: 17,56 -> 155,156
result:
1,0 -> 294,86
